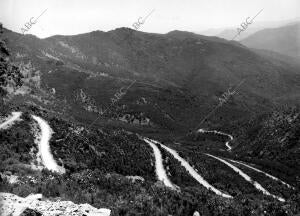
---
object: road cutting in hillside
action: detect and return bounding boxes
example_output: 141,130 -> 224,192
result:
0,112 -> 22,129
206,154 -> 285,202
148,138 -> 233,198
198,129 -> 233,151
143,138 -> 175,189
227,158 -> 294,189
32,115 -> 65,174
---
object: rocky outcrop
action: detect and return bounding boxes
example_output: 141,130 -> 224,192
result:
19,208 -> 42,216
0,193 -> 111,216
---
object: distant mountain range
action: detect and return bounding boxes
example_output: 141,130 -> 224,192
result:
241,23 -> 300,59
199,17 -> 300,41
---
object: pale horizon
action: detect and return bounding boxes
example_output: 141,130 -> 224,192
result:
0,0 -> 299,38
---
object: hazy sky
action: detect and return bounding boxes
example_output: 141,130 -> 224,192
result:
0,0 -> 299,38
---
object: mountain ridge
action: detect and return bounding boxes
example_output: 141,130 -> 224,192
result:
241,23 -> 300,59
2,26 -> 300,134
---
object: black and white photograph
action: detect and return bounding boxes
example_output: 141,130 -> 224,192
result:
0,0 -> 300,215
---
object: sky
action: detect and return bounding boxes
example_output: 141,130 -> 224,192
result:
0,0 -> 299,38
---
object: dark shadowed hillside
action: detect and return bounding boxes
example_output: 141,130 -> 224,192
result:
227,106 -> 300,190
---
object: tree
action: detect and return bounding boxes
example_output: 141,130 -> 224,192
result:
0,22 -> 23,97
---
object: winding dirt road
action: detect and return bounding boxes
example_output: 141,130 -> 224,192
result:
143,137 -> 292,202
198,129 -> 233,151
205,154 -> 285,202
1,111 -> 293,203
32,115 -> 65,174
148,138 -> 232,198
0,112 -> 22,129
227,158 -> 294,189
143,138 -> 175,189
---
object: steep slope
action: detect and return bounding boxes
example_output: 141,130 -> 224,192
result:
2,109 -> 299,215
234,107 -> 300,175
227,158 -> 294,189
2,27 -> 300,215
2,27 -> 300,135
206,154 -> 285,202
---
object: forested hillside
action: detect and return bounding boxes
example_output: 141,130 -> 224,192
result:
0,22 -> 300,215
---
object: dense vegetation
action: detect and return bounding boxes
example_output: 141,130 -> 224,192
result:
234,106 -> 300,175
0,23 -> 23,97
2,165 -> 300,215
1,106 -> 300,215
0,23 -> 300,215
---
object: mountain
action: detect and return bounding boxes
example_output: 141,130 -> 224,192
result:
2,27 -> 300,135
241,23 -> 300,59
1,26 -> 300,215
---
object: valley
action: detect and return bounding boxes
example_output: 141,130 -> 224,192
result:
0,16 -> 299,215
0,110 -> 298,215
